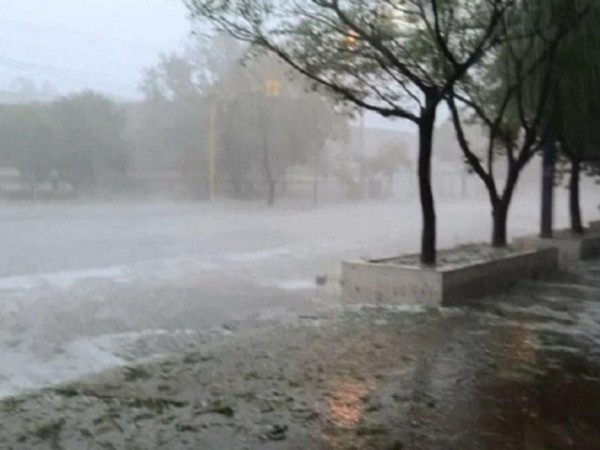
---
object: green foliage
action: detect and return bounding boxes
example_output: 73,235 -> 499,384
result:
550,2 -> 600,161
0,104 -> 55,185
360,139 -> 411,198
123,366 -> 152,382
186,0 -> 511,120
332,157 -> 362,200
52,91 -> 128,192
443,0 -> 592,245
139,35 -> 348,200
217,54 -> 349,202
187,0 -> 525,262
364,140 -> 411,179
33,418 -> 65,446
451,0 -> 591,167
0,91 -> 128,197
137,41 -> 222,196
207,400 -> 235,417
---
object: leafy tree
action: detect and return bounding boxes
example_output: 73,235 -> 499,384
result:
141,36 -> 347,204
364,139 -> 411,198
548,3 -> 600,234
446,0 -> 586,246
333,156 -> 363,200
140,43 -> 214,197
0,104 -> 55,199
186,0 -> 517,264
0,78 -> 58,104
217,55 -> 348,205
52,91 -> 128,195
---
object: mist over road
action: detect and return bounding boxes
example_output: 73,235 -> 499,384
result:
0,196 -> 598,397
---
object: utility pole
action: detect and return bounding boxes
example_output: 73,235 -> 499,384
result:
263,78 -> 281,206
359,111 -> 366,199
313,133 -> 321,207
540,132 -> 556,239
207,80 -> 280,201
208,101 -> 218,201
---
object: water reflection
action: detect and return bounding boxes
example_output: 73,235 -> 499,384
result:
327,378 -> 369,429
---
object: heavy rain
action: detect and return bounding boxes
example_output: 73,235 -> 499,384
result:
1,1 -> 600,448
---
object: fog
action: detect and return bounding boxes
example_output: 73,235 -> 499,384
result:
0,0 -> 188,98
1,3 -> 600,447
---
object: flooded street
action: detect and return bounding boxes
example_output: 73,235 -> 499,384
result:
0,198 -> 599,399
1,253 -> 599,448
3,0 -> 600,447
3,197 -> 588,398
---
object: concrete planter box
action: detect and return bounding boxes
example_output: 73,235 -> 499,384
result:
341,247 -> 558,307
514,229 -> 600,269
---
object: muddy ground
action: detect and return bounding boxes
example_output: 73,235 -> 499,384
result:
1,260 -> 600,449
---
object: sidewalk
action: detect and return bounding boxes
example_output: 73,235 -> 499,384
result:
1,261 -> 600,449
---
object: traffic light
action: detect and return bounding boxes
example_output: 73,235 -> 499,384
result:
346,30 -> 359,49
265,79 -> 281,98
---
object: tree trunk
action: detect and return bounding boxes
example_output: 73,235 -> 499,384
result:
231,178 -> 242,199
418,101 -> 437,266
540,134 -> 556,239
267,179 -> 276,207
491,165 -> 522,248
569,157 -> 584,234
29,177 -> 37,202
492,200 -> 509,248
260,99 -> 276,207
313,151 -> 320,207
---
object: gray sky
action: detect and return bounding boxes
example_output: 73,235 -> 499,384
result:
0,0 -> 417,131
0,0 -> 190,99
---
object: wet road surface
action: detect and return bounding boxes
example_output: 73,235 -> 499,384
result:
1,259 -> 599,449
4,198 -> 591,397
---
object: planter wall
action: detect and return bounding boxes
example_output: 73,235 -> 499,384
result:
590,220 -> 600,232
514,229 -> 600,269
341,247 -> 558,307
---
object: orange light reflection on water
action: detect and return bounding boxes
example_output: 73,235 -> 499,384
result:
327,379 -> 370,429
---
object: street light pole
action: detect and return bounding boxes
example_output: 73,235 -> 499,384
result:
208,100 -> 218,201
540,131 -> 556,239
344,29 -> 367,199
263,78 -> 281,206
207,79 -> 281,202
359,110 -> 366,199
